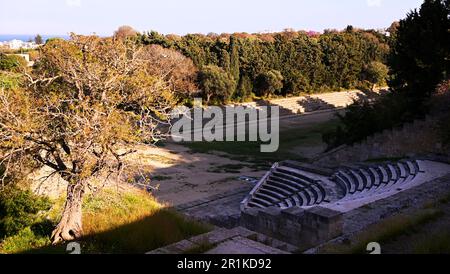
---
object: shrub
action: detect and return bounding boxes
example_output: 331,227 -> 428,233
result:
388,0 -> 449,99
0,186 -> 51,239
0,54 -> 27,71
438,113 -> 450,146
0,72 -> 22,90
322,92 -> 414,150
431,79 -> 450,146
0,227 -> 50,254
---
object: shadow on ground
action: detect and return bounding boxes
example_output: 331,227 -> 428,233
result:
21,209 -> 211,254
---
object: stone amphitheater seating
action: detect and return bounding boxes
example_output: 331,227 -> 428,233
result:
242,159 -> 450,213
237,89 -> 384,116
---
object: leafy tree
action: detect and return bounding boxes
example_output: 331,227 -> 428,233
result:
363,61 -> 389,90
138,26 -> 390,104
255,70 -> 284,97
346,25 -> 354,33
229,36 -> 240,81
236,75 -> 254,101
219,49 -> 231,72
139,44 -> 199,99
113,25 -> 138,40
324,0 -> 450,149
0,34 -> 177,243
434,79 -> 450,145
198,65 -> 236,103
286,71 -> 311,95
389,0 -> 450,100
34,34 -> 43,45
387,21 -> 400,43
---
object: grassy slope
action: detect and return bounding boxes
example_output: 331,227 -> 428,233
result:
0,188 -> 211,254
181,118 -> 340,165
318,192 -> 450,254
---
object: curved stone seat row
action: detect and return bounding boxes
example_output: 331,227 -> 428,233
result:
247,164 -> 327,209
331,160 -> 423,201
245,159 -> 424,210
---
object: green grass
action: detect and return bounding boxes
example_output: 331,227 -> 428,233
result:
181,119 -> 340,164
0,188 -> 212,254
413,231 -> 450,254
0,227 -> 51,254
0,71 -> 22,90
319,208 -> 444,254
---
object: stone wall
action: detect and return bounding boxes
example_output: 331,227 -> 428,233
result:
314,116 -> 448,167
240,205 -> 343,250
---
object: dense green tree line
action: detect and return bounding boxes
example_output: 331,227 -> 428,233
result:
323,0 -> 450,149
139,28 -> 390,103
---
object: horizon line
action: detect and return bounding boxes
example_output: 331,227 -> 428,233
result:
0,23 -> 394,38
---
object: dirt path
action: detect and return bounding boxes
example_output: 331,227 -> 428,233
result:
125,143 -> 266,207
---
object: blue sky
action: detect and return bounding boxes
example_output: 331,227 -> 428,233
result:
0,0 -> 423,36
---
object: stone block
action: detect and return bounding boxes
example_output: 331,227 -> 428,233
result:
281,206 -> 305,223
259,206 -> 282,218
189,228 -> 240,246
229,226 -> 258,239
162,240 -> 197,254
301,206 -> 343,246
242,207 -> 259,217
146,248 -> 171,254
306,206 -> 342,223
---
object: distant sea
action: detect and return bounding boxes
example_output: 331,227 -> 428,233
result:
0,34 -> 70,42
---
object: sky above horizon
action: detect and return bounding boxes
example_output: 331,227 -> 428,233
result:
0,0 -> 424,36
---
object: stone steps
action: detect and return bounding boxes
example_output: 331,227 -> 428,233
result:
235,90 -> 384,115
147,227 -> 294,254
333,160 -> 422,202
247,162 -> 329,208
243,159 -> 438,211
275,166 -> 327,197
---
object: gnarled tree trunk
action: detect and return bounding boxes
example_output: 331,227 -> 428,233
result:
51,181 -> 85,244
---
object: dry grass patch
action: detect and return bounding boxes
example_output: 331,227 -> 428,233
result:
2,187 -> 211,254
319,208 -> 444,254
